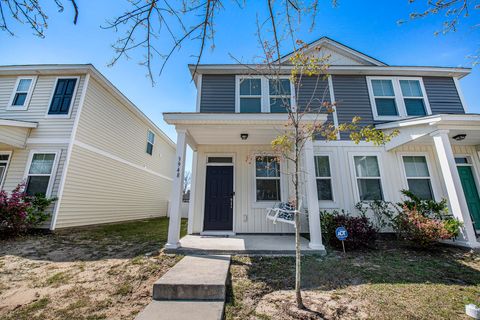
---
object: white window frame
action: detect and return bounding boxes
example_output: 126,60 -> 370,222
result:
146,130 -> 155,155
23,149 -> 61,197
45,76 -> 80,119
235,75 -> 295,113
349,152 -> 386,203
314,153 -> 337,206
7,76 -> 37,111
0,151 -> 12,189
252,154 -> 286,208
398,152 -> 437,200
366,76 -> 431,121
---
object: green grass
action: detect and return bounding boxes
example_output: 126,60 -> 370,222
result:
225,243 -> 480,320
54,217 -> 188,257
44,271 -> 71,287
73,217 -> 187,244
4,297 -> 50,320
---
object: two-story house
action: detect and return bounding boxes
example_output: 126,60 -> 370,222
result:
0,64 -> 175,229
164,37 -> 480,252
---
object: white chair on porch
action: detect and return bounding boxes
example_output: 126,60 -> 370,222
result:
266,200 -> 303,225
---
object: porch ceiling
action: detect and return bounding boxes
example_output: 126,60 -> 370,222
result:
376,114 -> 480,150
0,118 -> 37,148
163,113 -> 327,145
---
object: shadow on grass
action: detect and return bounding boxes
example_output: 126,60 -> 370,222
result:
226,241 -> 480,319
0,217 -> 188,262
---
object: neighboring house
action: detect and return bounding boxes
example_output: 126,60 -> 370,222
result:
164,37 -> 480,251
0,64 -> 175,229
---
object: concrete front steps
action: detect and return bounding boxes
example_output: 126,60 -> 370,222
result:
135,255 -> 231,320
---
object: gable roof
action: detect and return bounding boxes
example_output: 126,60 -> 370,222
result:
279,36 -> 388,66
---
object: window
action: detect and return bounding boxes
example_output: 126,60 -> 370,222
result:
371,79 -> 398,116
239,78 -> 262,113
314,156 -> 333,201
269,79 -> 291,113
236,76 -> 293,113
399,80 -> 427,116
25,153 -> 58,197
255,156 -> 281,201
367,77 -> 430,120
207,157 -> 233,164
146,130 -> 155,155
353,156 -> 383,201
48,78 -> 78,115
402,156 -> 433,200
8,77 -> 36,109
0,153 -> 11,188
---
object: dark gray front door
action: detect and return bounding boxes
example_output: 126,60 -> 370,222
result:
203,166 -> 234,231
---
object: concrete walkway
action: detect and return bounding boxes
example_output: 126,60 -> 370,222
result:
167,234 -> 325,255
135,255 -> 230,320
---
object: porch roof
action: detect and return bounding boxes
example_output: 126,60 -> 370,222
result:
163,112 -> 327,146
0,118 -> 38,148
375,114 -> 480,150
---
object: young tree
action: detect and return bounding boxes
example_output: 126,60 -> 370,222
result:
253,37 -> 398,309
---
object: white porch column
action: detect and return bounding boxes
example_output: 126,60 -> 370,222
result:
166,129 -> 187,249
431,130 -> 479,247
303,138 -> 326,251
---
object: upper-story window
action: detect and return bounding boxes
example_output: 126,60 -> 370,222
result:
8,76 -> 37,110
269,79 -> 291,113
239,78 -> 262,113
367,77 -> 431,121
236,76 -> 293,113
47,78 -> 78,116
146,130 -> 155,155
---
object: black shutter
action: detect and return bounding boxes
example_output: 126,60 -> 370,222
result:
48,79 -> 77,115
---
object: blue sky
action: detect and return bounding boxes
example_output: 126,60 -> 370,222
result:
1,0 -> 478,145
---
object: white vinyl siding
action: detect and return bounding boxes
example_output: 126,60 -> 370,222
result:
0,143 -> 67,199
55,144 -> 172,228
55,77 -> 175,228
190,145 -> 303,234
0,75 -> 85,140
74,78 -> 174,178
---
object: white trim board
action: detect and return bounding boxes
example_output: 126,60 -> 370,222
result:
73,140 -> 174,182
50,73 -> 90,230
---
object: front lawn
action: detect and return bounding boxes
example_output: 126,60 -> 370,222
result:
0,217 -> 187,320
226,242 -> 480,320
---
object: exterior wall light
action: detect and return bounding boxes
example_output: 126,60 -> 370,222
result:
452,134 -> 467,141
240,133 -> 249,140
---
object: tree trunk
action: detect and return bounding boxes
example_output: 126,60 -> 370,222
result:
294,145 -> 305,309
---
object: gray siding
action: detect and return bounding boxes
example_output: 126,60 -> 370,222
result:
332,75 -> 375,139
297,76 -> 333,140
200,75 -> 236,112
423,77 -> 465,114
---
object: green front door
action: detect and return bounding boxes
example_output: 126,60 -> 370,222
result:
458,166 -> 480,229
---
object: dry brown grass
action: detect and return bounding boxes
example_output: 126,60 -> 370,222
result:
226,242 -> 480,320
0,217 -> 186,320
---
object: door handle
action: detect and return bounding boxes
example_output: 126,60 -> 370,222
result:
230,197 -> 233,209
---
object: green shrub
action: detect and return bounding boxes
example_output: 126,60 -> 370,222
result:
394,206 -> 461,246
320,209 -> 377,250
0,183 -> 56,238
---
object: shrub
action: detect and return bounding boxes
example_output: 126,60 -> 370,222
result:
355,200 -> 398,231
394,206 -> 460,246
0,183 -> 56,238
320,209 -> 377,250
398,189 -> 448,219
